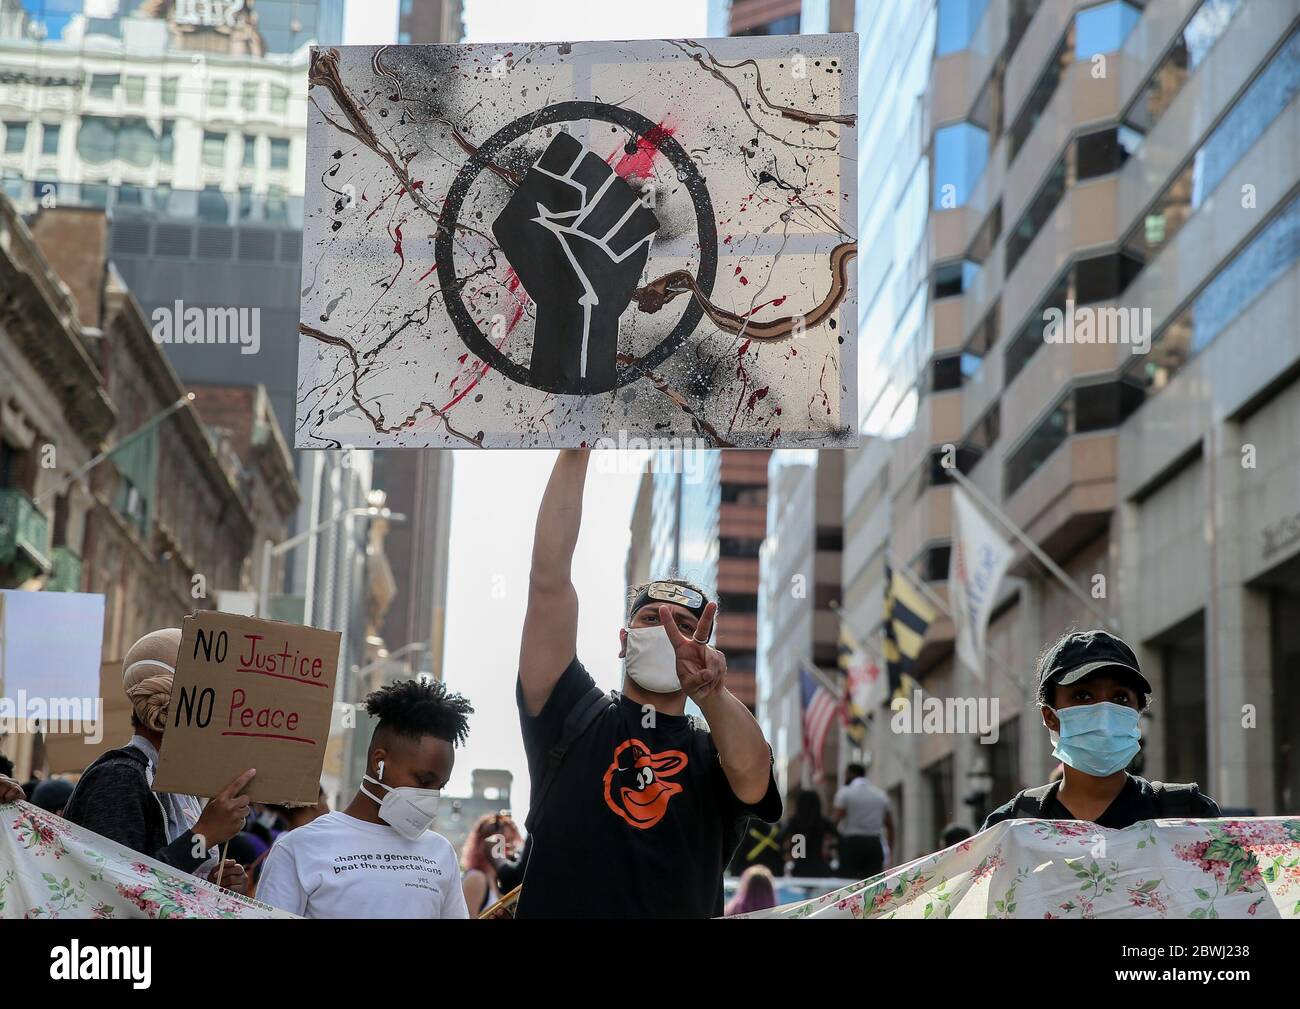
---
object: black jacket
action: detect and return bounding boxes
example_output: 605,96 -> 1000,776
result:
981,774 -> 1220,831
63,745 -> 208,874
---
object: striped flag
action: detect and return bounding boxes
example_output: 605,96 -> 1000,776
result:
799,660 -> 837,780
883,564 -> 935,699
837,620 -> 886,743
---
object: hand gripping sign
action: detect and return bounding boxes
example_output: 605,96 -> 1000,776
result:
152,612 -> 341,805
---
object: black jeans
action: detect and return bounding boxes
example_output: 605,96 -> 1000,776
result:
837,833 -> 884,880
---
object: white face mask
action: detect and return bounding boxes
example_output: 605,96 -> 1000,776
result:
622,625 -> 682,694
359,769 -> 441,841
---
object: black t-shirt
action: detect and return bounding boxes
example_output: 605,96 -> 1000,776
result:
727,818 -> 786,876
516,658 -> 782,918
981,774 -> 1221,831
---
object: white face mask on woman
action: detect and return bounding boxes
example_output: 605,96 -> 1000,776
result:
622,625 -> 682,694
359,762 -> 441,840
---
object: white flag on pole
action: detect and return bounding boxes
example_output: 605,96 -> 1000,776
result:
948,485 -> 1014,680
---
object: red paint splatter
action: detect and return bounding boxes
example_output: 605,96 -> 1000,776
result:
437,266 -> 530,414
608,121 -> 675,180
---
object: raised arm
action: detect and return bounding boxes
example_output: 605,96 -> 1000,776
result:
662,603 -> 773,805
518,449 -> 590,715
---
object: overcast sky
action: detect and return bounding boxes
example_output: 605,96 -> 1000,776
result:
440,451 -> 648,821
341,1 -> 711,820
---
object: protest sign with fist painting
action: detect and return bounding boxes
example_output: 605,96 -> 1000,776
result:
298,34 -> 857,448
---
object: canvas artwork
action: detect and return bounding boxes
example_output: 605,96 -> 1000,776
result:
296,35 -> 858,449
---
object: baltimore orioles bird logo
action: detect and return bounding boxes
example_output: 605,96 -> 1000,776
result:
602,738 -> 688,829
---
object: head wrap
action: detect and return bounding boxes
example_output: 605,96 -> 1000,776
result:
628,580 -> 709,620
121,628 -> 182,733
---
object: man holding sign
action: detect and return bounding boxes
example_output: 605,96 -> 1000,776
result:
515,450 -> 781,918
62,628 -> 256,887
151,611 -> 341,805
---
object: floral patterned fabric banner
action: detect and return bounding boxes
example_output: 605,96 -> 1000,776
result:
747,817 -> 1300,919
0,801 -> 296,919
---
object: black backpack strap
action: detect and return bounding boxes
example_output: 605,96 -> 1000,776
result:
524,685 -> 611,834
1149,781 -> 1201,818
1009,783 -> 1058,819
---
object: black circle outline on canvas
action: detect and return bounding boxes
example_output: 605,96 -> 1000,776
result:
436,101 -> 718,395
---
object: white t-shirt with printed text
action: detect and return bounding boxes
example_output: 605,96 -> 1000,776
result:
256,810 -> 469,919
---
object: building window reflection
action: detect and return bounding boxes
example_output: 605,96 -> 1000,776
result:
1124,0 -> 1243,135
1130,189 -> 1300,399
1073,1 -> 1142,61
937,0 -> 989,56
933,121 -> 988,209
1124,26 -> 1300,268
197,185 -> 229,224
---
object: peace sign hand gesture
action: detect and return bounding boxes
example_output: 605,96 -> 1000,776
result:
659,603 -> 728,703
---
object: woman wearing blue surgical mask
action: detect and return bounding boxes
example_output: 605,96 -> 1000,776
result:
982,630 -> 1220,830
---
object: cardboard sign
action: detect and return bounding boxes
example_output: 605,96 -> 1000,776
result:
152,612 -> 341,805
297,35 -> 858,449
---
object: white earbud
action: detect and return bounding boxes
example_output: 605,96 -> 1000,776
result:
377,759 -> 385,781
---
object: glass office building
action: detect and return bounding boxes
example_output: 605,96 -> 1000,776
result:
843,0 -> 1300,860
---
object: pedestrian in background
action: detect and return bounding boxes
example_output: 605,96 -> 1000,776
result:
725,864 -> 779,916
832,762 -> 894,879
461,811 -> 523,915
29,778 -> 74,817
939,823 -> 972,850
781,789 -> 836,878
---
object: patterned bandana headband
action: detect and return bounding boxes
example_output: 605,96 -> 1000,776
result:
629,581 -> 709,619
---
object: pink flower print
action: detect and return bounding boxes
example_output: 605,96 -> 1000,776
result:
971,851 -> 1005,884
116,883 -> 160,916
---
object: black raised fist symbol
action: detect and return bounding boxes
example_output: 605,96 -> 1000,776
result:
492,131 -> 660,391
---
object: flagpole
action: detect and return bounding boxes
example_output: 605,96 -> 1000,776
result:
799,657 -> 842,698
34,393 -> 195,506
943,466 -> 1118,632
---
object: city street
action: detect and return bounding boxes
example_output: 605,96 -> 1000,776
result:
0,0 -> 1297,971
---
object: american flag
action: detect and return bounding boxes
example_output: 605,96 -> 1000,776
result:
799,661 -> 837,780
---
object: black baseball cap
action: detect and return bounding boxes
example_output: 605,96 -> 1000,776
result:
1037,630 -> 1152,696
